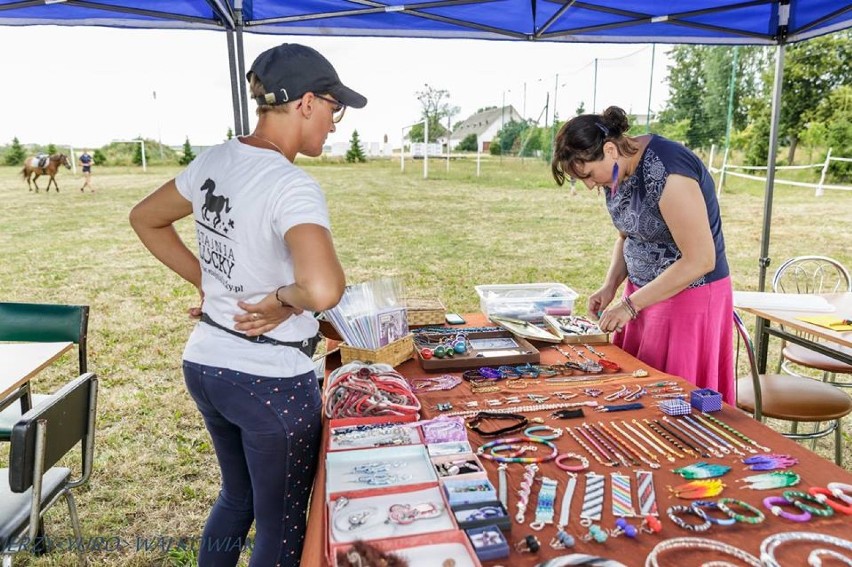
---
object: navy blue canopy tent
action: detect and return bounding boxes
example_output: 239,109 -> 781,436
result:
2,0 -> 851,352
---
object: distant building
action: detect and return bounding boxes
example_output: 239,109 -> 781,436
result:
449,105 -> 523,151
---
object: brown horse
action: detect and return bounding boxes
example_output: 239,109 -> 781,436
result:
21,153 -> 72,193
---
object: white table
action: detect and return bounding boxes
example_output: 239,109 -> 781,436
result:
0,342 -> 73,411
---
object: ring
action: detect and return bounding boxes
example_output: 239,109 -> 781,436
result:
252,313 -> 259,320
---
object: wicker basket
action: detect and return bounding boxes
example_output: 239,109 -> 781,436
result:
403,298 -> 446,327
339,334 -> 415,367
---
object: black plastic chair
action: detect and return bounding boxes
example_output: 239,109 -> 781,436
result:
0,303 -> 89,440
734,312 -> 852,466
0,373 -> 98,566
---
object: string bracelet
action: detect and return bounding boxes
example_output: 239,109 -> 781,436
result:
524,425 -> 563,440
274,286 -> 291,308
700,412 -> 771,452
763,495 -> 812,522
477,436 -> 558,464
646,537 -> 760,567
808,487 -> 852,515
690,500 -> 736,526
782,490 -> 835,517
466,411 -> 528,437
760,532 -> 852,567
827,482 -> 852,505
622,295 -> 639,319
554,452 -> 589,472
408,374 -> 461,392
666,505 -> 712,532
717,498 -> 766,524
325,362 -> 420,419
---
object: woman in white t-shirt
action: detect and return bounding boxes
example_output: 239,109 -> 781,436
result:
130,43 -> 366,567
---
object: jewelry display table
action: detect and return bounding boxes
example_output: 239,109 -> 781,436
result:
301,314 -> 852,566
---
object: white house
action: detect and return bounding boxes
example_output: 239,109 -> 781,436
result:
449,105 -> 523,151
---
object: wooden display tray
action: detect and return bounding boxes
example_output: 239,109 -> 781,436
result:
543,315 -> 610,345
416,330 -> 539,371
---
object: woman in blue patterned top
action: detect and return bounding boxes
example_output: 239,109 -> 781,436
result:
551,106 -> 734,403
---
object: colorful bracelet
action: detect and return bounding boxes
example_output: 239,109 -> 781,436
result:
554,452 -> 589,472
666,505 -> 712,532
690,500 -> 736,526
827,481 -> 852,505
782,490 -> 835,517
808,487 -> 852,515
763,496 -> 812,522
478,436 -> 558,464
716,498 -> 765,524
524,425 -> 563,440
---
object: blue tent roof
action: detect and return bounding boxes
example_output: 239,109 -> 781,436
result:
1,0 -> 849,44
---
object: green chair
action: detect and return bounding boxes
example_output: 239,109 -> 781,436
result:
0,303 -> 89,440
0,373 -> 98,566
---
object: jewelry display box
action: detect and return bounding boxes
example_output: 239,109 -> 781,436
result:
332,530 -> 482,567
327,486 -> 457,545
464,524 -> 511,562
442,477 -> 498,507
431,453 -> 488,484
417,330 -> 540,371
326,445 -> 438,496
327,415 -> 421,452
339,333 -> 415,368
475,282 -> 578,321
452,501 -> 511,532
404,297 -> 447,327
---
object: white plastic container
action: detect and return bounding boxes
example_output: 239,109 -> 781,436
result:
475,283 -> 579,322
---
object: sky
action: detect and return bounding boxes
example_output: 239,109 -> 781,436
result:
0,26 -> 673,150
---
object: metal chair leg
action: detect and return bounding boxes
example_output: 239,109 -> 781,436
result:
790,421 -> 799,435
810,421 -> 820,450
835,420 -> 843,467
65,491 -> 87,566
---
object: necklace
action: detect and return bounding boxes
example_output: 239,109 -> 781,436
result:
244,134 -> 286,158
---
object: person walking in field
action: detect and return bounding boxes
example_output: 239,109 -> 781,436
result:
79,150 -> 94,192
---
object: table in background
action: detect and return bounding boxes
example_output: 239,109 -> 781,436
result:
0,342 -> 72,411
301,315 -> 852,567
740,292 -> 852,372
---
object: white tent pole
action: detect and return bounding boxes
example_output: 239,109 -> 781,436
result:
400,128 -> 405,173
423,119 -> 429,179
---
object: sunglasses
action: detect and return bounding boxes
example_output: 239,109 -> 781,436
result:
314,94 -> 346,123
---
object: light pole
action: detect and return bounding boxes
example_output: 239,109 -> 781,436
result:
592,58 -> 598,113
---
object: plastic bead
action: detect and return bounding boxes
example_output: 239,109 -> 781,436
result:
587,524 -> 608,543
434,345 -> 446,358
420,348 -> 434,359
454,341 -> 467,354
550,529 -> 575,549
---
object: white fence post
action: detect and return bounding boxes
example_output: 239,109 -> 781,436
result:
717,146 -> 730,196
476,136 -> 481,177
816,147 -> 831,197
69,146 -> 77,175
708,144 -> 716,173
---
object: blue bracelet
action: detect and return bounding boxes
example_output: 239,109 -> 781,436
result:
524,425 -> 563,440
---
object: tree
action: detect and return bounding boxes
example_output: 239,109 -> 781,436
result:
132,139 -> 145,166
779,31 -> 852,163
456,134 -> 478,152
407,84 -> 459,143
93,149 -> 106,166
4,137 -> 26,165
225,127 -> 234,140
575,102 -> 586,116
495,120 -> 529,154
179,137 -> 195,166
345,130 -> 367,163
46,143 -> 57,155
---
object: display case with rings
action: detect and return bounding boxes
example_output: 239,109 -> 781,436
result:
452,500 -> 511,532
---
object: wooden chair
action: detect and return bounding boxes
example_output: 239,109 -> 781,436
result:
734,312 -> 852,466
0,373 -> 98,566
772,256 -> 852,387
0,303 -> 89,440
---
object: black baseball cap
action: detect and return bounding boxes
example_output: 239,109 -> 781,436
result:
247,43 -> 367,109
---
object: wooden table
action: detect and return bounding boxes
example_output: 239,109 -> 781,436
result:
0,342 -> 72,411
302,316 -> 852,567
740,292 -> 852,372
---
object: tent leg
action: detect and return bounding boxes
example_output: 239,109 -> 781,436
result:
235,7 -> 250,136
226,29 -> 243,137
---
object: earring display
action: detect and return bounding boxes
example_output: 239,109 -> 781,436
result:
326,445 -> 436,495
329,421 -> 422,451
329,487 -> 454,544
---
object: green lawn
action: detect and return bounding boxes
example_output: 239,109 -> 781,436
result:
1,156 -> 850,565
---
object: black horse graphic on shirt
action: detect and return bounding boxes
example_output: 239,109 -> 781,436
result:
199,178 -> 232,229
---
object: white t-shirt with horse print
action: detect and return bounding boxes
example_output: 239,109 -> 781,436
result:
175,137 -> 331,378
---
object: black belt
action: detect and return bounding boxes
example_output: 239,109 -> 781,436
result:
200,313 -> 320,358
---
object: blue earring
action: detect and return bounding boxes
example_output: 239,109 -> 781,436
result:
610,162 -> 619,198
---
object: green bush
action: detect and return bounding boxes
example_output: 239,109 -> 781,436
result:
489,140 -> 502,156
456,134 -> 478,152
4,137 -> 26,166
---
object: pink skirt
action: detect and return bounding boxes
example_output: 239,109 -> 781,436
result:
613,276 -> 735,405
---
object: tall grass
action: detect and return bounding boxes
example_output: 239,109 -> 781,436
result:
0,156 -> 850,565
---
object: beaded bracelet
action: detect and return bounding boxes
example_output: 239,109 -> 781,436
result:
782,490 -> 835,517
478,436 -> 559,464
554,452 -> 589,472
690,500 -> 736,526
717,498 -> 766,524
808,487 -> 852,515
666,505 -> 712,532
524,425 -> 563,440
763,495 -> 812,522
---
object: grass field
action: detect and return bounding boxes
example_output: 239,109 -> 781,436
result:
1,156 -> 851,566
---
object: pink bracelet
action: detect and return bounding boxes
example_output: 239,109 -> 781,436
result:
554,452 -> 589,472
763,496 -> 812,522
